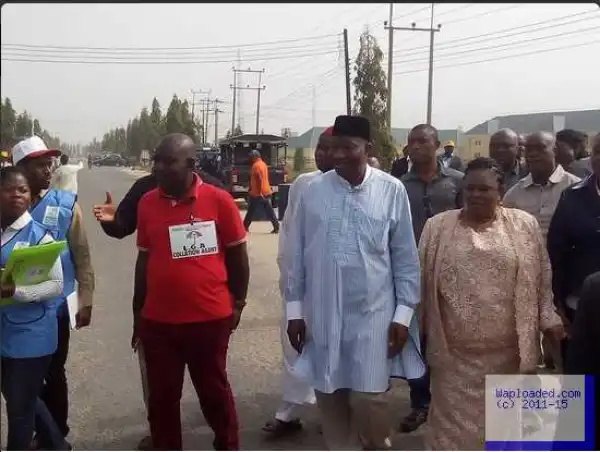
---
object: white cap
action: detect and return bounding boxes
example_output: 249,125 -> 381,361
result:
12,136 -> 61,165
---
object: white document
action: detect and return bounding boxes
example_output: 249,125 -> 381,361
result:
66,292 -> 78,330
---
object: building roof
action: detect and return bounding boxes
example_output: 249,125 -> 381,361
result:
287,127 -> 328,149
466,109 -> 600,135
389,128 -> 461,146
288,127 -> 462,149
219,133 -> 286,145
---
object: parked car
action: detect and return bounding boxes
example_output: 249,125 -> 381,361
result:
95,153 -> 127,167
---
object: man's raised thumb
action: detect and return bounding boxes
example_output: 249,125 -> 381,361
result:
105,191 -> 113,204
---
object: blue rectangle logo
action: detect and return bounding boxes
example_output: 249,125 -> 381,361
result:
485,374 -> 595,450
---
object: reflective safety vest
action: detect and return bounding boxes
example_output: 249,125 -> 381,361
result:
1,219 -> 59,358
30,189 -> 77,314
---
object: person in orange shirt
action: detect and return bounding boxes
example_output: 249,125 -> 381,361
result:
243,150 -> 280,233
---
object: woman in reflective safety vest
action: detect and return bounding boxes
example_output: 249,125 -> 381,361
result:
0,166 -> 64,451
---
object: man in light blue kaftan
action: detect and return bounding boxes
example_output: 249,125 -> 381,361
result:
262,127 -> 335,440
284,115 -> 425,450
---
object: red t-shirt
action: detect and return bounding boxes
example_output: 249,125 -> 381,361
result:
137,174 -> 247,324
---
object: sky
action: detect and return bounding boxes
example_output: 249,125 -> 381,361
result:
2,2 -> 599,144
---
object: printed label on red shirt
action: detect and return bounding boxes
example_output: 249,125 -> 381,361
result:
168,220 -> 219,259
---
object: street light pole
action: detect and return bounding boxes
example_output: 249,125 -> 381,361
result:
386,3 -> 394,133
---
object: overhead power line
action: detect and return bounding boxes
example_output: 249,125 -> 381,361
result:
444,4 -> 521,25
264,66 -> 340,109
393,38 -> 600,75
1,44 -> 340,60
393,9 -> 599,56
1,40 -> 340,57
393,25 -> 600,66
0,49 -> 339,65
0,33 -> 341,52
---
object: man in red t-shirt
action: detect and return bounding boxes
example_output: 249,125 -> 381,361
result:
133,133 -> 249,450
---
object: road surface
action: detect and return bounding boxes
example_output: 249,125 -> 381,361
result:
1,167 -> 424,450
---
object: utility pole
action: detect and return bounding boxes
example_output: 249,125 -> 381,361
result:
204,91 -> 211,144
426,3 -> 436,125
385,3 -> 441,125
231,67 -> 265,135
255,70 -> 264,135
386,3 -> 394,133
343,28 -> 351,115
237,50 -> 243,131
230,68 -> 237,135
213,99 -> 224,145
191,89 -> 210,142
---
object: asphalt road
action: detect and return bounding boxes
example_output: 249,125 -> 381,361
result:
1,167 -> 424,450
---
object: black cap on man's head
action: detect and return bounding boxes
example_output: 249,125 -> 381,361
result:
332,115 -> 371,142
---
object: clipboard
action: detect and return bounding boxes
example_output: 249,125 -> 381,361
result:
0,240 -> 66,305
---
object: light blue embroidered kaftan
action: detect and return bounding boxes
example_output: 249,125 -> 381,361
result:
284,166 -> 426,394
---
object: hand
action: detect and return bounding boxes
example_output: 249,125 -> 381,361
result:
93,192 -> 116,222
388,322 -> 409,358
287,319 -> 306,354
75,306 -> 92,329
555,307 -> 571,337
231,307 -> 243,332
0,273 -> 15,298
0,282 -> 15,299
131,312 -> 140,353
230,300 -> 246,333
131,317 -> 140,352
544,324 -> 567,344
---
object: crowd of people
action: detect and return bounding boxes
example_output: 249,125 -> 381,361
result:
0,116 -> 598,451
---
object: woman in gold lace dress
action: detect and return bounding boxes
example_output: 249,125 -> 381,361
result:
418,157 -> 565,450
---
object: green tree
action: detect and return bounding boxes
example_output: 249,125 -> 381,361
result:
15,110 -> 33,138
352,30 -> 395,169
150,97 -> 164,136
33,119 -> 42,135
139,107 -> 158,151
165,95 -> 184,135
180,99 -> 198,141
1,97 -> 17,148
1,98 -> 70,151
126,117 -> 144,157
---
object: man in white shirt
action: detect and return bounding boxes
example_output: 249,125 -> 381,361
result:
52,154 -> 83,194
284,116 -> 424,450
503,131 -> 580,372
263,126 -> 335,440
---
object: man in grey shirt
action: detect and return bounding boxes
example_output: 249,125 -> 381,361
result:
398,124 -> 463,433
489,128 -> 529,193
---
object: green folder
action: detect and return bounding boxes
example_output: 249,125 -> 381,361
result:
0,240 -> 66,306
